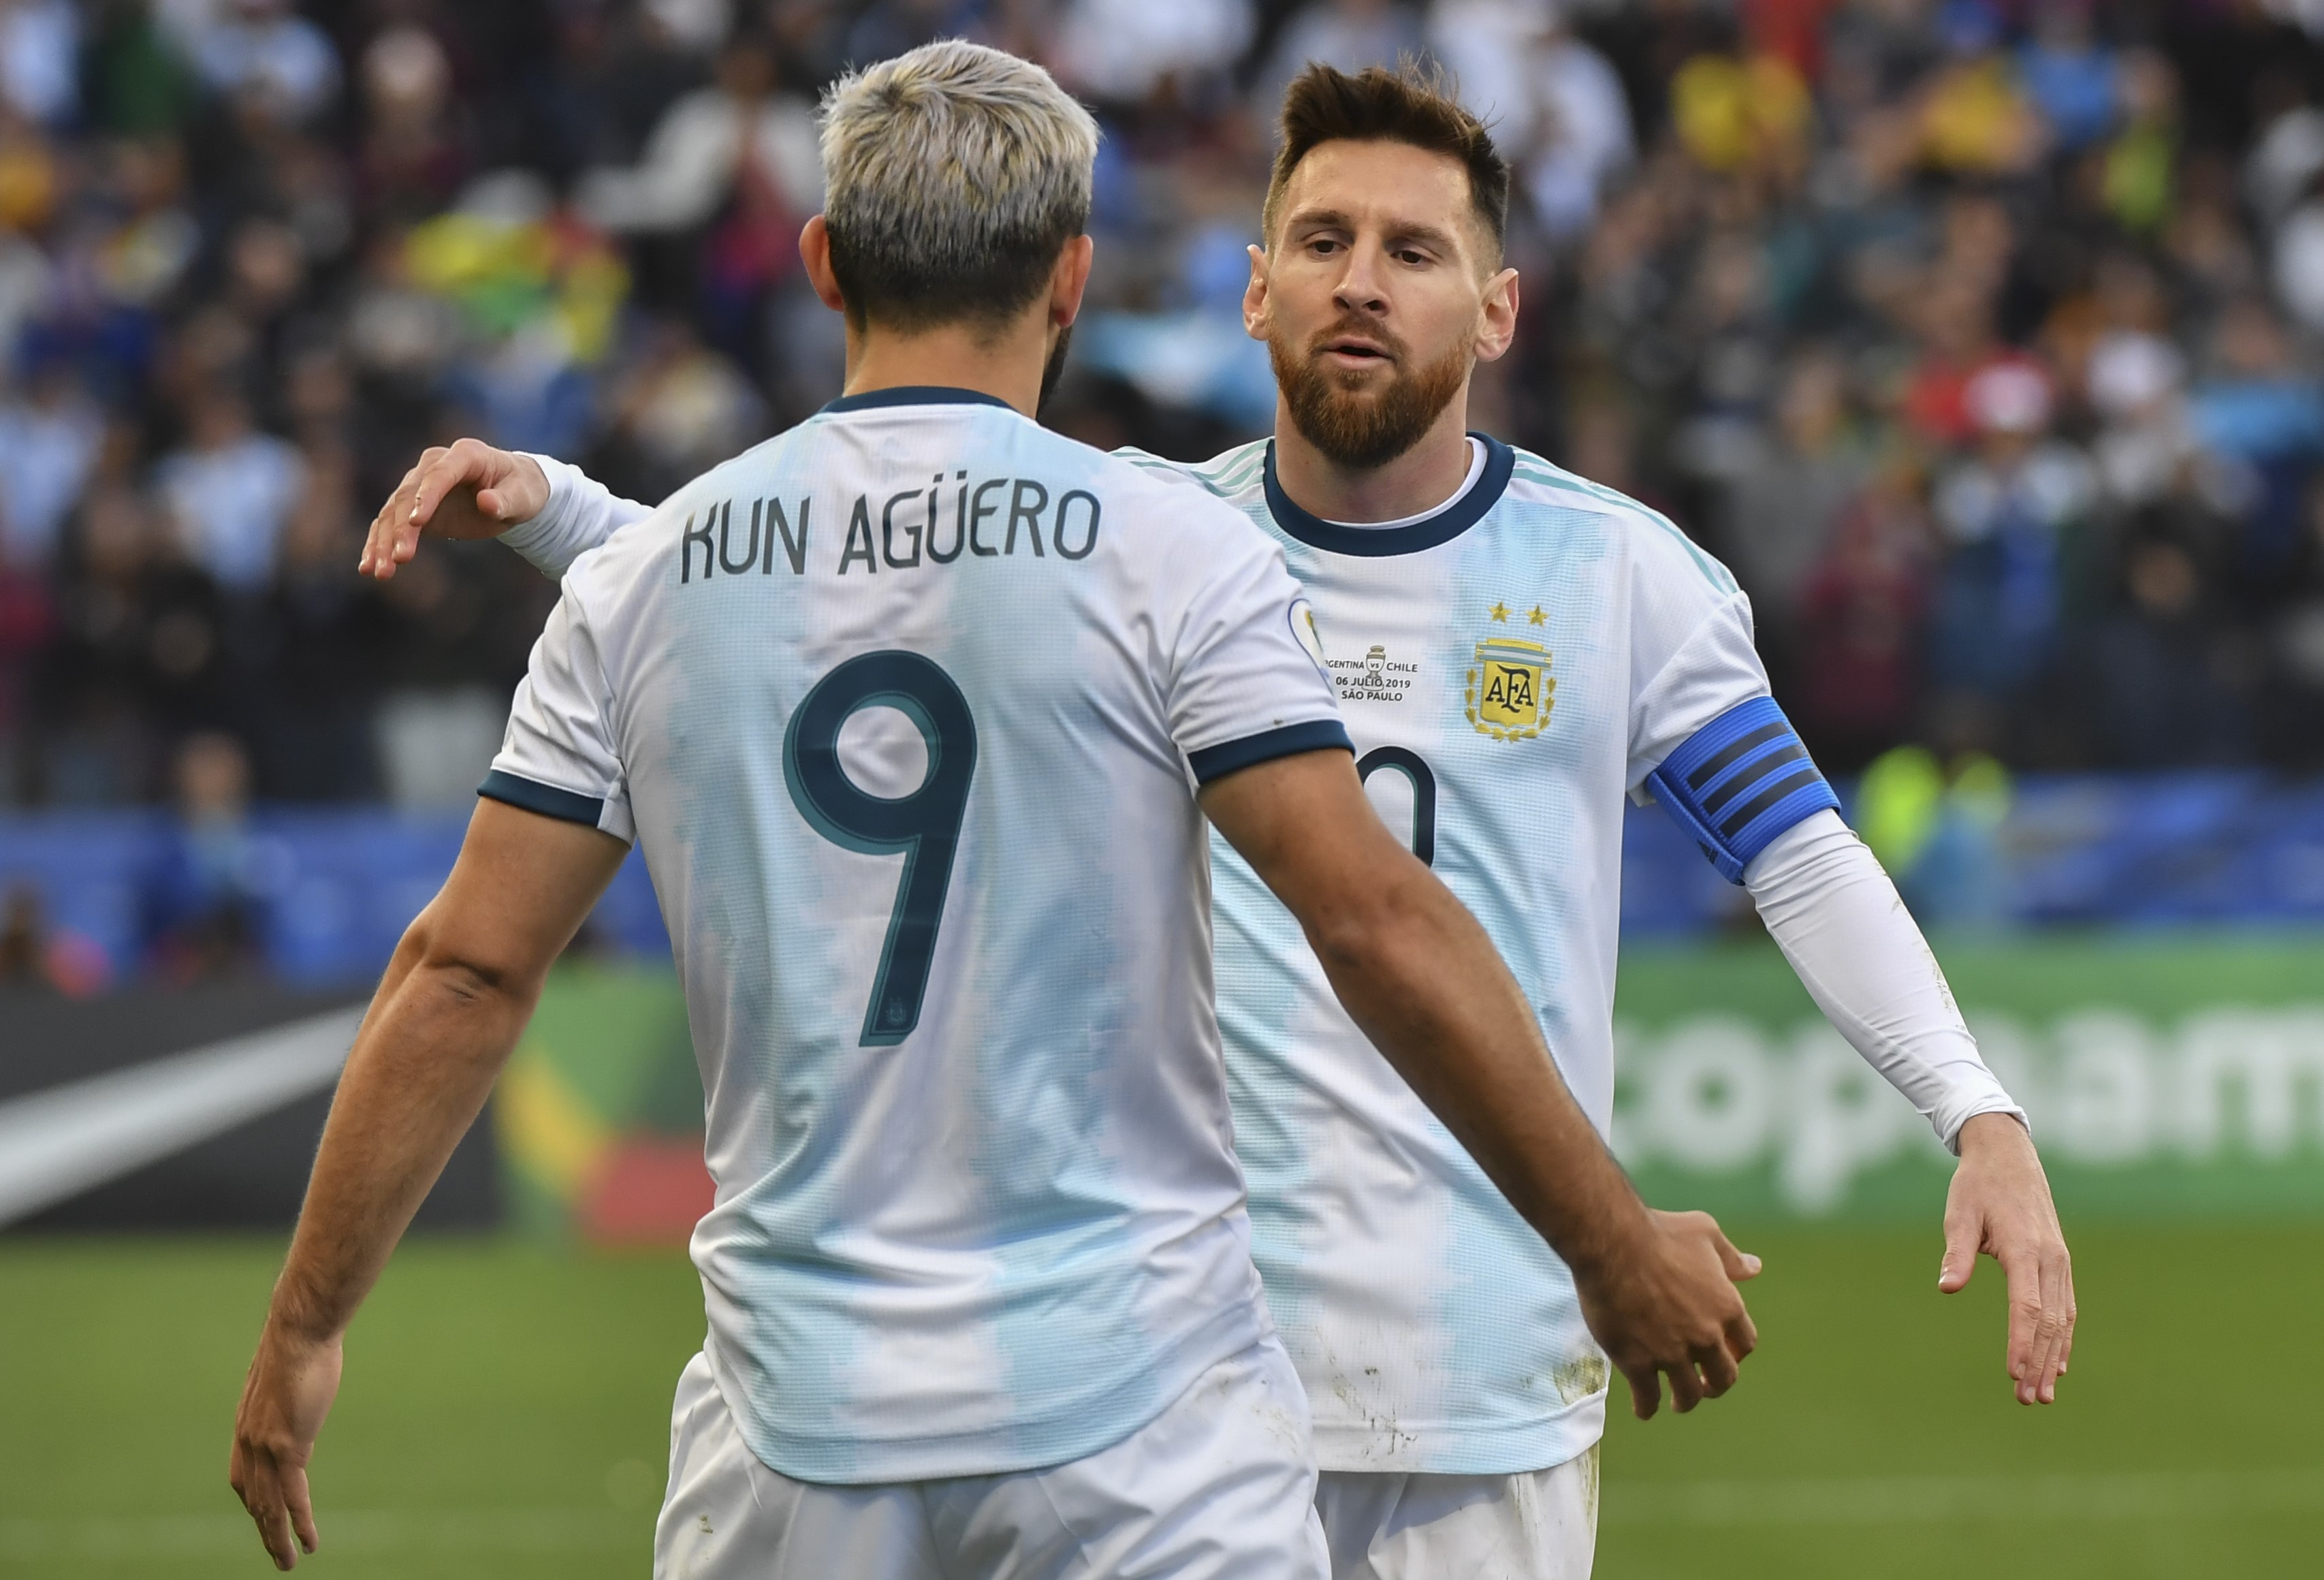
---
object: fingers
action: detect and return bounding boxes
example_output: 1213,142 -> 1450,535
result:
1693,1338 -> 1740,1400
408,442 -> 468,526
1663,1353 -> 1707,1414
411,438 -> 500,528
285,1464 -> 321,1560
1938,1201 -> 1979,1294
359,458 -> 432,582
1623,1363 -> 1661,1421
233,1450 -> 300,1570
1998,1239 -> 2044,1404
2055,1254 -> 2077,1379
1994,1227 -> 2078,1405
1725,1301 -> 1758,1363
2030,1244 -> 2075,1404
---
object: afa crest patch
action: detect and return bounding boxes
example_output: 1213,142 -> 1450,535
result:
1465,635 -> 1554,741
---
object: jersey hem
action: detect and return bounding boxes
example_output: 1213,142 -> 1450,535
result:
1308,1394 -> 1608,1477
1187,718 -> 1353,784
478,769 -> 608,830
712,1297 -> 1277,1485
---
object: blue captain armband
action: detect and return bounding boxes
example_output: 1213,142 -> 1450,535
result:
1647,697 -> 1840,884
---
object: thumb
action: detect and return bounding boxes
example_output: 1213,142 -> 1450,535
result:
1938,1207 -> 1979,1293
1714,1231 -> 1762,1282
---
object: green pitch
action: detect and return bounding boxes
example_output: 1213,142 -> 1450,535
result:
0,1223 -> 2313,1578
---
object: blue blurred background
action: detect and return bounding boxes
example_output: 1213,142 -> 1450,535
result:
8,0 -> 2324,985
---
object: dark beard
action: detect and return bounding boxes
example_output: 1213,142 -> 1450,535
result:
1038,324 -> 1073,413
1271,322 -> 1471,469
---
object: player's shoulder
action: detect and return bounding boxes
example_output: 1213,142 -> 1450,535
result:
1499,444 -> 1739,598
1111,439 -> 1270,502
1086,439 -> 1275,554
561,430 -> 795,604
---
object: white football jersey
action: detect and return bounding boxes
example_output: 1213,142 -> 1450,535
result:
487,389 -> 1348,1484
503,429 -> 1824,1479
1126,434 -> 1773,1476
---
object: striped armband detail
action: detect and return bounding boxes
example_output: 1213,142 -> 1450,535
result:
1647,697 -> 1839,884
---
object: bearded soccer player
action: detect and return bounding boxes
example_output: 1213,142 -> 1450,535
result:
360,63 -> 2071,1580
241,45 -> 1764,1579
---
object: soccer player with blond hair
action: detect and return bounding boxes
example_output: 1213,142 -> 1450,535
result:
240,42 -> 1764,1580
365,56 -> 2073,1580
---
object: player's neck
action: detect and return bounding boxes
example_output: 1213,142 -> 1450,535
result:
1269,392 -> 1476,524
838,313 -> 1054,417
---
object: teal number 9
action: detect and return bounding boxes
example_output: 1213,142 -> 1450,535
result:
784,651 -> 979,1045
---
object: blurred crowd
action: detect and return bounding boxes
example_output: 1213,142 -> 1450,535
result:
4,0 -> 2324,838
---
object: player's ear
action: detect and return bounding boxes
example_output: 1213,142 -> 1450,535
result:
1051,234 -> 1095,328
799,217 -> 848,314
1474,266 -> 1520,364
1243,244 -> 1271,343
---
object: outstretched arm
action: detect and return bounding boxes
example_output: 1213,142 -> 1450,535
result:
229,802 -> 628,1570
359,439 -> 648,583
1201,748 -> 1761,1422
1745,808 -> 2074,1405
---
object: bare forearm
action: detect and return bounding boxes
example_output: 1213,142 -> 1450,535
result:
1307,870 -> 1647,1278
268,959 -> 536,1339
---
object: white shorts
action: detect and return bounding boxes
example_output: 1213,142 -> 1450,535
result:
1311,1449 -> 1599,1580
654,1338 -> 1329,1579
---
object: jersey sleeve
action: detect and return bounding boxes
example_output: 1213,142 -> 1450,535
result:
1626,556 -> 1839,882
1160,509 -> 1350,784
498,454 -> 654,581
479,587 -> 635,843
1746,808 -> 2025,1150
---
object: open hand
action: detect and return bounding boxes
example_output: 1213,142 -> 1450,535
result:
1576,1207 -> 1761,1419
1941,1111 -> 2075,1405
229,1322 -> 343,1570
359,438 -> 549,582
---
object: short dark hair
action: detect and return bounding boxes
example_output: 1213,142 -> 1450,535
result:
1262,63 -> 1510,263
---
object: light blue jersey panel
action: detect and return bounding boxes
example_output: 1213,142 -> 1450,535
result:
490,392 -> 1346,1483
1128,434 -> 1766,1475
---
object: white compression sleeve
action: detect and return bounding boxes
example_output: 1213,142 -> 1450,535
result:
1742,807 -> 2024,1152
500,454 -> 653,580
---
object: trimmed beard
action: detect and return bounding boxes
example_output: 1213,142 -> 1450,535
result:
1270,321 -> 1472,469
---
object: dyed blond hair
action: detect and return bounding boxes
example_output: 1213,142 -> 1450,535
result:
820,40 -> 1100,331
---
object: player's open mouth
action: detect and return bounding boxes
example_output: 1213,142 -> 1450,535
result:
1320,339 -> 1395,369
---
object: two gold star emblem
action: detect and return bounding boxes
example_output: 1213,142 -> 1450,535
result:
1488,603 -> 1546,625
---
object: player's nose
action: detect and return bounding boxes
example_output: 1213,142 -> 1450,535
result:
1332,249 -> 1392,313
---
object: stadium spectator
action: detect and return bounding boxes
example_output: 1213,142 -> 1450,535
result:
3,0 -> 2324,851
0,359 -> 101,569
1927,360 -> 2093,748
165,0 -> 340,125
155,388 -> 302,593
1719,348 -> 1871,680
146,726 -> 263,979
0,0 -> 78,128
1259,0 -> 1422,105
1053,0 -> 1255,105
